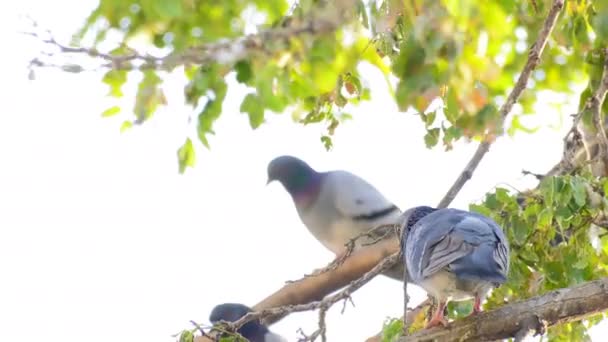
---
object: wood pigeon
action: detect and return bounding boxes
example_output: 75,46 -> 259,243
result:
401,206 -> 510,328
209,303 -> 287,342
266,155 -> 404,279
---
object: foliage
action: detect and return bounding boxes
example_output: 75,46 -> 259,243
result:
70,0 -> 608,173
468,174 -> 608,340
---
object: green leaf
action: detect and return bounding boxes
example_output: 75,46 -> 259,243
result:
425,110 -> 437,127
537,208 -> 553,228
102,70 -> 127,98
444,87 -> 460,123
321,135 -> 333,150
519,248 -> 539,263
424,128 -> 440,148
177,138 -> 196,174
234,60 -> 253,84
133,70 -> 164,123
511,216 -> 531,246
101,106 -> 121,117
179,330 -> 194,342
381,317 -> 403,342
240,93 -> 265,129
469,203 -> 492,216
120,120 -> 133,133
571,178 -> 587,207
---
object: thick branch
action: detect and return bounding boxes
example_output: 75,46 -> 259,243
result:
436,0 -> 565,208
194,238 -> 401,342
252,238 -> 400,325
399,277 -> 608,342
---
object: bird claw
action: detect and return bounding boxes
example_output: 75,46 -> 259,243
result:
425,316 -> 448,329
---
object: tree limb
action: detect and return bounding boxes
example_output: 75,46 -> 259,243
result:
399,277 -> 608,342
436,0 -> 565,208
25,0 -> 357,73
252,238 -> 400,326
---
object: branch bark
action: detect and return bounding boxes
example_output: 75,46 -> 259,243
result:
251,238 -> 399,324
399,277 -> 608,342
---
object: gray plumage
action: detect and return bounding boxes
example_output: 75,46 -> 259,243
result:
401,206 -> 510,326
267,155 -> 404,280
209,303 -> 286,342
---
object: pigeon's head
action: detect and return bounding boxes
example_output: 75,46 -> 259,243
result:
400,206 -> 437,233
209,303 -> 268,339
266,155 -> 320,196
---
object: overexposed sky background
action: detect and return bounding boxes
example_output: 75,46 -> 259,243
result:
0,1 -> 605,341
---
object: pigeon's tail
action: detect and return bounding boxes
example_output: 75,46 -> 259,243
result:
449,243 -> 507,284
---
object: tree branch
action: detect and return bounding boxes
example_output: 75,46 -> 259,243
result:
545,48 -> 608,178
26,0 -> 357,73
252,238 -> 400,326
436,0 -> 565,208
399,277 -> 608,342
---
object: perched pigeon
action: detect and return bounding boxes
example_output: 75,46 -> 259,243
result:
266,155 -> 404,279
401,206 -> 510,328
209,303 -> 287,342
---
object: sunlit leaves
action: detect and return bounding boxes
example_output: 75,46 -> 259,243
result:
380,317 -> 403,342
134,70 -> 165,123
467,174 -> 608,339
177,137 -> 196,174
240,93 -> 265,128
101,106 -> 121,117
102,70 -> 127,98
178,330 -> 194,342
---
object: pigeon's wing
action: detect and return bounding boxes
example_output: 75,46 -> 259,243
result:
479,213 -> 510,277
408,209 -> 507,281
326,171 -> 401,231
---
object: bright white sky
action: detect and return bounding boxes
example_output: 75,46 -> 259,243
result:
0,1 -> 605,342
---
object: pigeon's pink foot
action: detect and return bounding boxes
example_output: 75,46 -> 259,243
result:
425,301 -> 448,329
466,296 -> 482,318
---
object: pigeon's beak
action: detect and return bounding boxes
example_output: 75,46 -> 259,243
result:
266,177 -> 272,185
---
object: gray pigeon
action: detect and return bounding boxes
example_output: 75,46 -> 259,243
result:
401,206 -> 510,328
266,155 -> 404,279
209,303 -> 287,342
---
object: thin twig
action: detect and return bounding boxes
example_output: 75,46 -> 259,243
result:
436,0 -> 565,209
189,320 -> 208,337
400,224 -> 411,338
521,169 -> 544,180
288,223 -> 399,282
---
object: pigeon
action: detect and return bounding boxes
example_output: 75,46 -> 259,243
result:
209,303 -> 287,342
266,155 -> 404,279
401,206 -> 510,328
